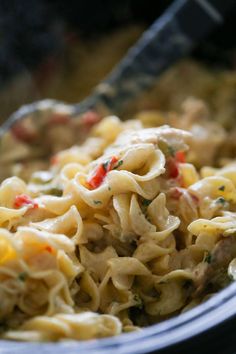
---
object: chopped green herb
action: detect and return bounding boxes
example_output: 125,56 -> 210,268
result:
204,251 -> 212,264
49,188 -> 63,197
218,185 -> 225,191
141,199 -> 152,207
93,200 -> 102,205
167,145 -> 176,157
133,294 -> 143,309
40,186 -> 63,197
158,140 -> 175,157
216,197 -> 226,205
18,272 -> 28,282
103,158 -> 123,171
108,186 -> 111,191
113,160 -> 123,169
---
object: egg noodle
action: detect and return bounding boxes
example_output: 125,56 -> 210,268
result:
0,98 -> 236,341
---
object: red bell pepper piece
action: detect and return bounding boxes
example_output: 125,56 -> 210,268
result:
87,156 -> 119,189
45,245 -> 54,253
14,194 -> 38,209
87,164 -> 106,189
175,151 -> 186,163
166,157 -> 179,179
165,151 -> 186,179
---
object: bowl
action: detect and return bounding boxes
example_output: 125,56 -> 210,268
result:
1,99 -> 236,353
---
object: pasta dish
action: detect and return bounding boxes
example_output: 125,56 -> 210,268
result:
0,97 -> 236,341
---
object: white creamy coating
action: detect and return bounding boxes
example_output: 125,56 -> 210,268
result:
0,113 -> 235,342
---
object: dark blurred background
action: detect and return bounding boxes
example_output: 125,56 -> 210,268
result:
0,0 -> 236,119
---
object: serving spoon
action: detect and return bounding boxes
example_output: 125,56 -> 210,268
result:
0,0 -> 235,137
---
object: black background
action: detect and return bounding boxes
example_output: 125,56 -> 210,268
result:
0,0 -> 236,87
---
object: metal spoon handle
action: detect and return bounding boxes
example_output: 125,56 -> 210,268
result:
74,0 -> 235,115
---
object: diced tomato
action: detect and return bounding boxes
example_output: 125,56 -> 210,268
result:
166,157 -> 179,179
81,111 -> 101,126
45,245 -> 53,253
11,123 -> 36,143
87,156 -> 119,189
87,164 -> 106,189
175,151 -> 186,163
165,151 -> 186,181
14,194 -> 38,209
104,156 -> 118,172
49,113 -> 70,125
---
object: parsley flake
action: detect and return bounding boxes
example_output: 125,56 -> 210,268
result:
113,160 -> 123,169
216,197 -> 226,205
168,145 -> 176,157
218,185 -> 225,191
93,200 -> 102,205
141,199 -> 152,207
18,272 -> 28,282
133,294 -> 143,309
158,140 -> 175,157
204,251 -> 212,264
49,187 -> 63,197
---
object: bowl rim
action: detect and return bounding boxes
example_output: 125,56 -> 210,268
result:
1,274 -> 236,354
1,99 -> 236,353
